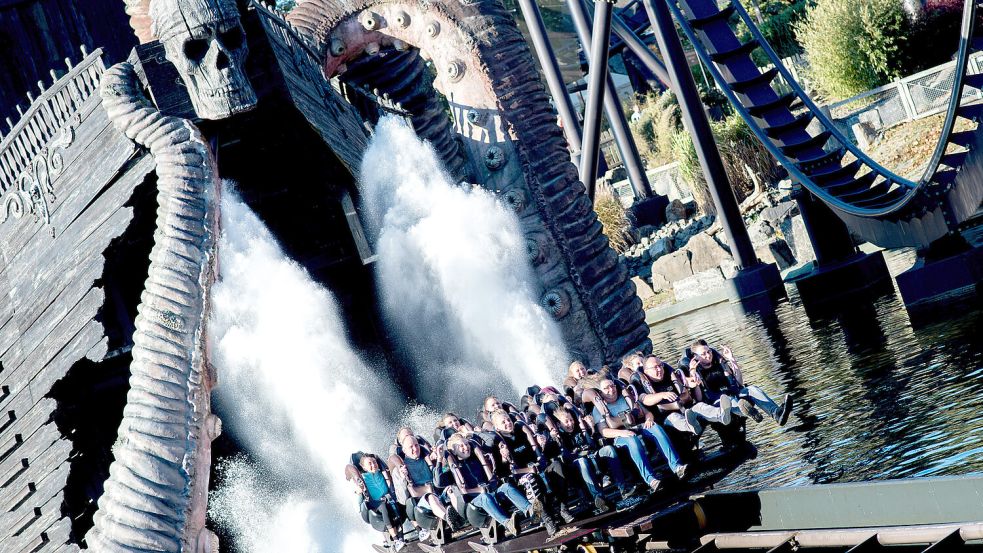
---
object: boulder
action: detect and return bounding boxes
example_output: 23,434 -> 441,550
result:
720,257 -> 739,279
747,220 -> 776,245
673,268 -> 726,301
768,239 -> 797,270
785,214 -> 816,264
651,272 -> 671,293
651,249 -> 693,284
688,232 -> 734,274
665,198 -> 696,223
631,276 -> 656,302
646,237 -> 672,261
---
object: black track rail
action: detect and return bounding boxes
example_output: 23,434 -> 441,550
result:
672,0 -> 983,249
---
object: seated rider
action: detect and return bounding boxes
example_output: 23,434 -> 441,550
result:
587,379 -> 689,491
546,405 -> 633,513
630,355 -> 705,436
392,435 -> 451,543
479,396 -> 524,431
353,453 -> 406,551
443,432 -> 520,536
680,340 -> 793,426
562,361 -> 611,408
617,352 -> 645,382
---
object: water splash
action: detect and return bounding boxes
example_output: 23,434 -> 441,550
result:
361,117 -> 568,410
208,192 -> 399,551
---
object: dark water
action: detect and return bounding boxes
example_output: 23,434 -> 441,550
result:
647,249 -> 983,490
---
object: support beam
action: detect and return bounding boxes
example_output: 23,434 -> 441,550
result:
643,0 -> 757,269
515,0 -> 584,165
577,0 -> 615,199
569,0 -> 654,200
611,13 -> 671,88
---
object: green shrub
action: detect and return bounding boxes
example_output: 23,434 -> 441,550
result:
796,0 -> 911,101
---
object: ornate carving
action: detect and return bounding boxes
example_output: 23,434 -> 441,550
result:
541,288 -> 571,319
1,122 -> 75,228
149,0 -> 258,120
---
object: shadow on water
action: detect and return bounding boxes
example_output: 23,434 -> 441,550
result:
648,258 -> 983,492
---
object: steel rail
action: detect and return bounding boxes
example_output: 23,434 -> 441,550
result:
664,0 -> 918,217
727,0 -> 918,191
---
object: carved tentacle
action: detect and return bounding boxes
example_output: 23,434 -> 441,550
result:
87,62 -> 218,552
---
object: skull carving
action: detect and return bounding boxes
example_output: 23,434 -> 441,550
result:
150,0 -> 258,119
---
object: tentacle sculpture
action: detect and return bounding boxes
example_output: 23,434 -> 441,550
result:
86,61 -> 220,553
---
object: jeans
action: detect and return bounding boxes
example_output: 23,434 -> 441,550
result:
470,492 -> 511,525
740,385 -> 780,418
573,445 -> 626,497
496,482 -> 532,514
613,434 -> 659,484
690,399 -> 738,423
638,424 -> 683,472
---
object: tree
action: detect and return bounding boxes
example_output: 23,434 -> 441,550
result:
795,0 -> 910,101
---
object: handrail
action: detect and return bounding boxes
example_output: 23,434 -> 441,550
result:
916,0 -> 977,185
665,0 -> 918,217
0,46 -> 104,194
728,0 -> 919,191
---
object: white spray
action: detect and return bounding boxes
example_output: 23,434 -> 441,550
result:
208,193 -> 399,551
360,117 -> 568,410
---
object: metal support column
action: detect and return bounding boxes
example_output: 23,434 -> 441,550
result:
515,0 -> 584,165
643,0 -> 758,269
569,0 -> 654,200
577,0 -> 616,198
611,14 -> 671,88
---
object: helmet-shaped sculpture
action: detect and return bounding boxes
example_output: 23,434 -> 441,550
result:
149,0 -> 258,119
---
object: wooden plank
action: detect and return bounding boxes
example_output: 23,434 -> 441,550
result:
0,398 -> 53,464
22,515 -> 73,553
0,425 -> 61,494
0,436 -> 70,497
0,456 -> 69,536
3,486 -> 64,551
0,288 -> 104,404
0,150 -> 152,307
0,100 -> 135,264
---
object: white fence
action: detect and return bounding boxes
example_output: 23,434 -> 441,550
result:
827,52 -> 983,136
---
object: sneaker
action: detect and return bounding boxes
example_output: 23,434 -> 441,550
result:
417,528 -> 431,542
738,398 -> 763,423
503,512 -> 520,537
719,395 -> 733,426
559,505 -> 576,524
777,394 -> 794,426
618,483 -> 640,499
594,495 -> 611,513
392,538 -> 406,551
542,515 -> 559,537
674,463 -> 690,481
447,505 -> 467,531
648,478 -> 662,492
685,408 -> 703,435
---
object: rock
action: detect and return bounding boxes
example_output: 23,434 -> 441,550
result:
687,232 -> 734,274
665,198 -> 695,223
651,272 -> 671,293
748,220 -> 776,244
646,237 -> 671,261
637,263 -> 653,281
651,249 -> 693,284
640,236 -> 651,248
631,276 -> 656,302
768,238 -> 797,270
720,257 -> 739,279
673,268 -> 726,301
759,201 -> 796,226
785,214 -> 816,264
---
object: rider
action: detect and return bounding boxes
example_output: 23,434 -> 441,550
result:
443,432 -> 521,536
587,379 -> 689,491
680,340 -> 793,426
357,454 -> 406,550
393,435 -> 448,542
630,355 -> 704,436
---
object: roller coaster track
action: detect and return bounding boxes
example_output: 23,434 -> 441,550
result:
671,0 -> 983,249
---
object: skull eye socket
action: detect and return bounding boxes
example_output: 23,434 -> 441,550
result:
183,38 -> 209,63
218,27 -> 244,50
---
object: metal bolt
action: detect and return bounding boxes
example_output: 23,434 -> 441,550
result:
485,146 -> 505,170
395,11 -> 411,27
362,12 -> 380,30
466,109 -> 487,125
447,60 -> 465,82
393,39 -> 409,51
365,42 -> 381,55
329,38 -> 346,56
426,21 -> 440,37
